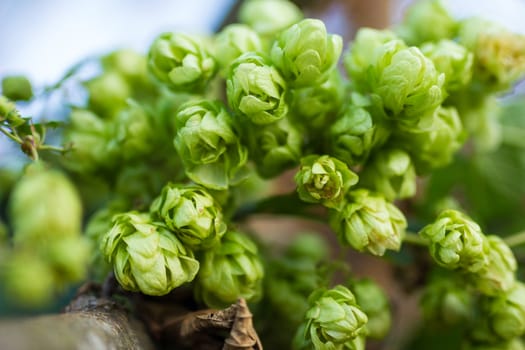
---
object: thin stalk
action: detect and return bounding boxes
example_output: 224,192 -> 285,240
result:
403,231 -> 428,247
504,231 -> 525,248
0,126 -> 23,144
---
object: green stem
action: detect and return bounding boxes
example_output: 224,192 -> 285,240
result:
504,231 -> 525,248
0,126 -> 23,144
39,144 -> 67,153
403,231 -> 428,247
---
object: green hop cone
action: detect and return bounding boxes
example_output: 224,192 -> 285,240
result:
150,184 -> 227,249
85,71 -> 131,119
300,285 -> 368,349
396,0 -> 457,46
2,75 -> 33,101
328,100 -> 390,167
483,282 -> 525,340
285,232 -> 330,263
214,24 -> 263,74
329,189 -> 406,256
458,18 -> 525,91
295,154 -> 358,209
45,236 -> 91,283
62,109 -> 117,173
239,0 -> 303,38
9,163 -> 82,244
368,43 -> 445,129
101,49 -> 154,92
470,235 -> 517,296
394,105 -> 465,173
195,230 -> 264,308
420,272 -> 473,325
148,32 -> 216,93
290,69 -> 344,130
226,53 -> 288,125
350,279 -> 391,339
174,99 -> 249,190
421,39 -> 474,92
102,212 -> 199,296
419,210 -> 488,273
360,148 -> 416,201
271,18 -> 342,87
246,117 -> 302,178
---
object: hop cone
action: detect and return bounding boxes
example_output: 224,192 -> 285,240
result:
238,0 -> 303,38
195,230 -> 264,308
330,189 -> 406,256
214,24 -> 263,73
484,282 -> 525,340
150,184 -> 227,249
102,212 -> 199,296
351,279 -> 391,339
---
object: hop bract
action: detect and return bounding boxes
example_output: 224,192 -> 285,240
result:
329,189 -> 406,256
148,32 -> 216,93
174,99 -> 248,190
195,230 -> 264,308
227,53 -> 288,125
150,184 -> 227,249
295,154 -> 358,209
271,18 -> 342,87
301,285 -> 368,349
419,210 -> 488,272
102,212 -> 199,296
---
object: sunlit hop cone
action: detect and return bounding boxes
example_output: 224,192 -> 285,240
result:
9,162 -> 82,244
226,53 -> 288,125
350,279 -> 392,339
214,24 -> 263,74
360,148 -> 416,201
150,184 -> 227,249
271,18 -> 342,87
295,154 -> 358,209
148,32 -> 216,93
174,99 -> 249,190
419,210 -> 488,273
330,189 -> 406,256
102,212 -> 199,296
194,230 -> 264,308
299,285 -> 368,349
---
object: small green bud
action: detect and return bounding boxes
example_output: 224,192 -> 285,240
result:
2,75 -> 33,101
195,230 -> 264,308
227,53 -> 288,125
485,282 -> 525,340
394,106 -> 465,173
62,109 -> 116,173
102,212 -> 199,296
351,279 -> 391,339
9,163 -> 82,244
295,154 -> 358,209
360,148 -> 416,201
3,252 -> 55,307
174,99 -> 249,190
471,235 -> 517,296
397,0 -> 457,45
328,103 -> 390,167
420,273 -> 473,325
214,24 -> 263,74
301,285 -> 368,349
271,18 -> 342,87
421,39 -> 474,92
290,69 -> 344,129
148,32 -> 217,93
239,0 -> 303,38
150,184 -> 227,249
0,95 -> 25,127
459,18 -> 525,90
419,210 -> 488,273
330,189 -> 406,256
85,71 -> 131,118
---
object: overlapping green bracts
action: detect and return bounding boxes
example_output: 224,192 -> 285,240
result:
102,212 -> 199,296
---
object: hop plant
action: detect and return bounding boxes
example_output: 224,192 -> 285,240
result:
150,184 -> 227,249
271,18 -> 343,87
419,210 -> 488,273
173,99 -> 249,190
329,189 -> 407,256
226,53 -> 288,125
102,212 -> 199,296
148,32 -> 217,93
194,230 -> 264,308
295,154 -> 358,209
